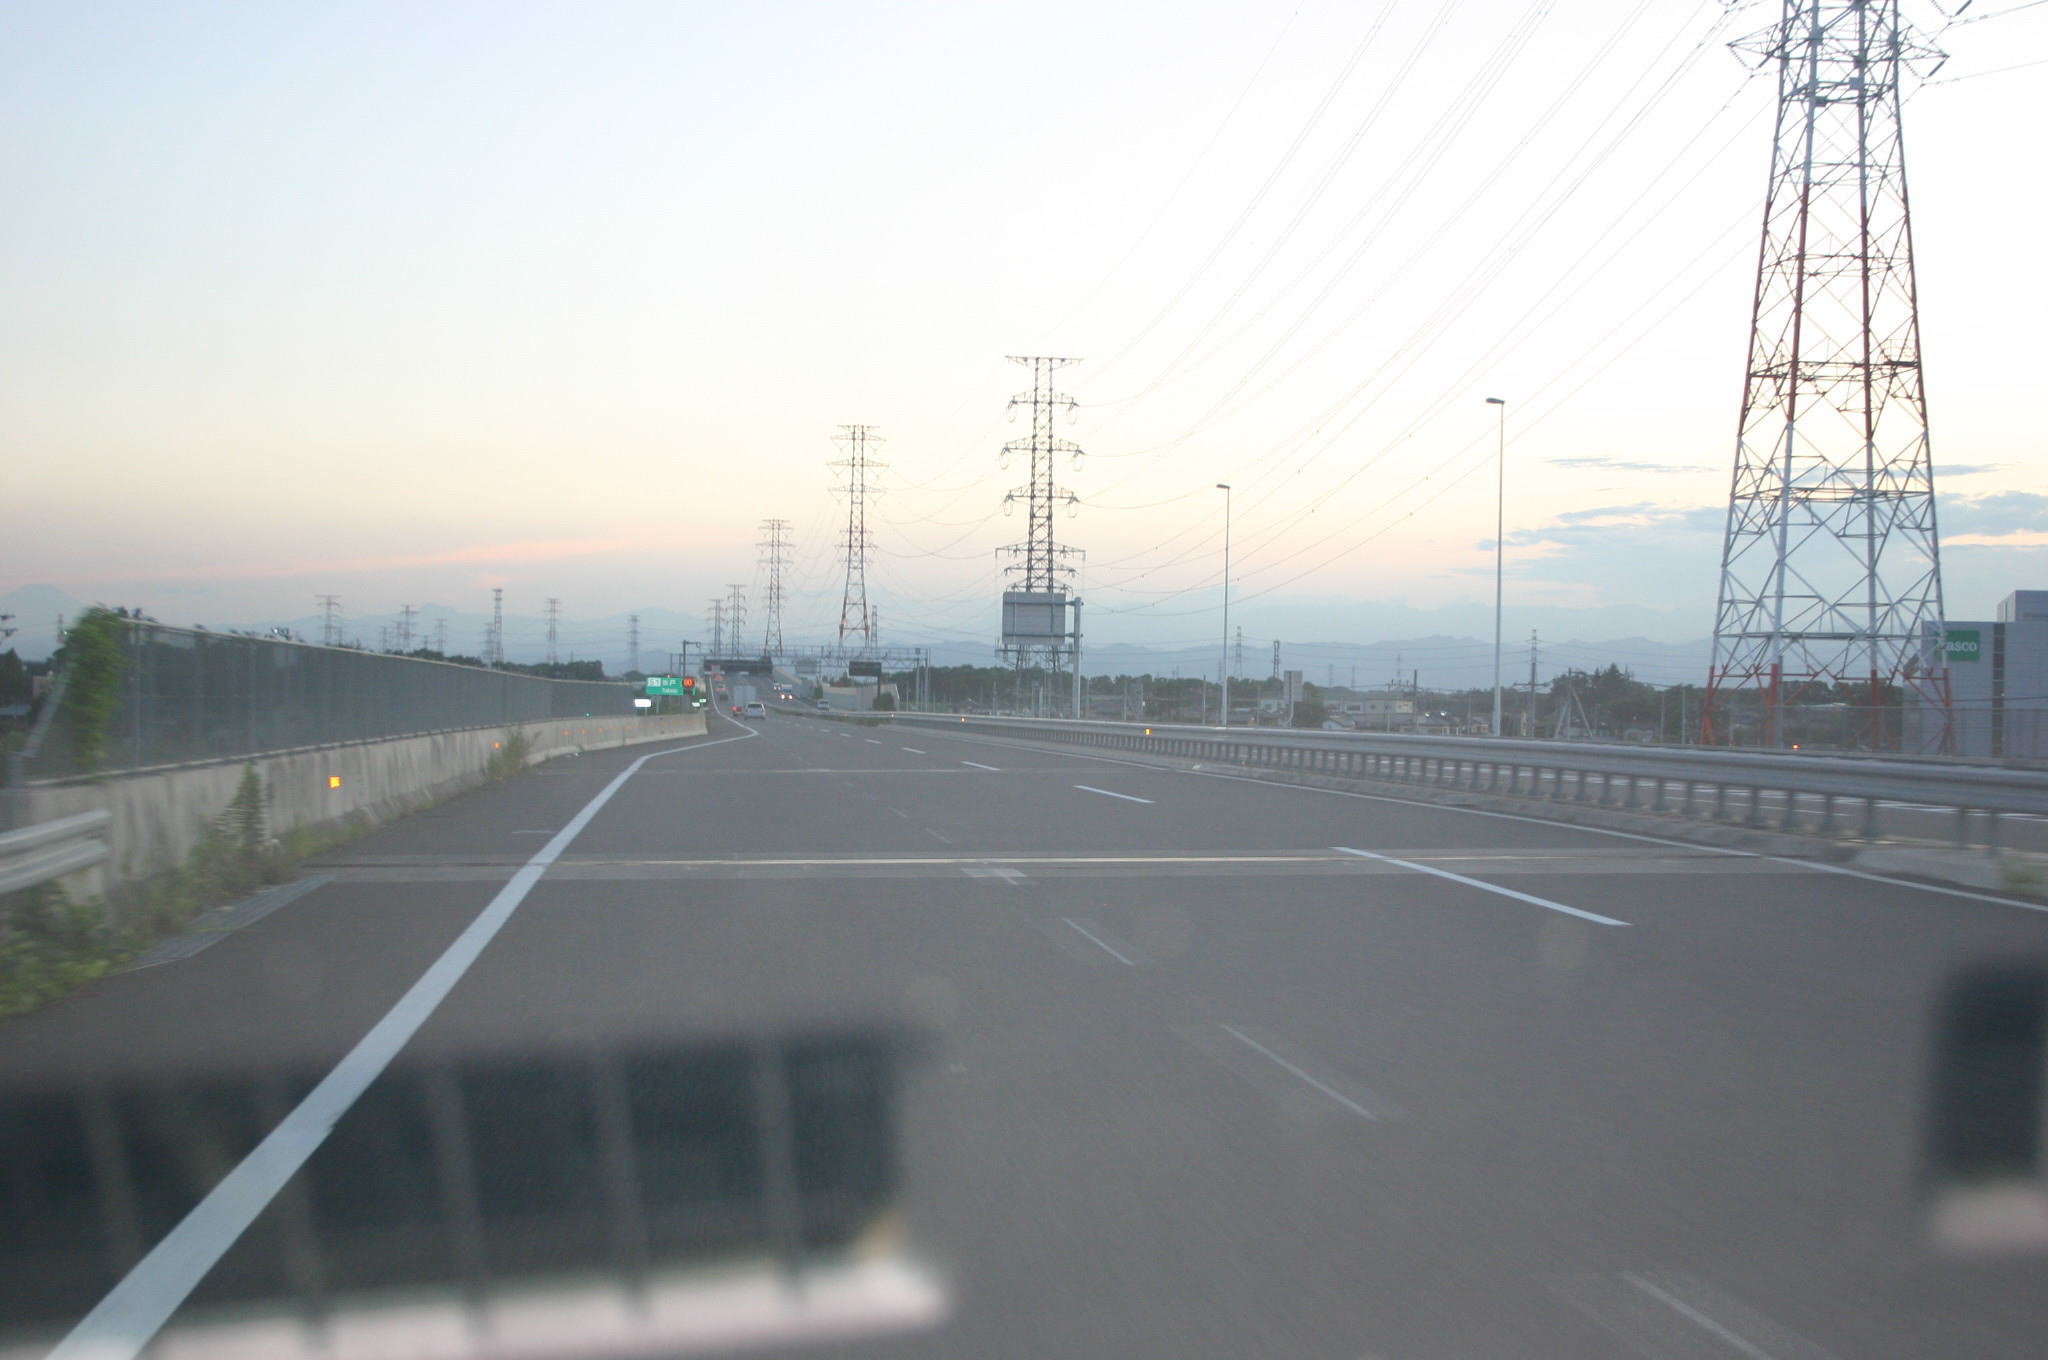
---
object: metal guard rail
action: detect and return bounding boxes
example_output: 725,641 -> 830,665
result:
891,714 -> 2048,848
0,810 -> 112,896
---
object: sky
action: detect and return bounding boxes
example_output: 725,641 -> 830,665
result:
3,0 -> 2044,679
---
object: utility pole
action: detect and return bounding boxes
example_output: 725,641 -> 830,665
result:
544,597 -> 561,666
397,604 -> 416,653
832,425 -> 884,646
1486,396 -> 1506,737
1704,0 -> 1948,751
758,517 -> 791,657
1528,630 -> 1540,739
317,594 -> 341,646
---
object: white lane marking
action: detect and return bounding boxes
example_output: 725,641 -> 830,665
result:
1221,1024 -> 1377,1121
1622,1273 -> 1780,1360
963,865 -> 1027,885
48,726 -> 761,1360
900,747 -> 927,754
1074,784 -> 1155,804
1761,855 -> 2048,914
923,829 -> 954,844
889,807 -> 911,820
865,738 -> 883,745
1062,917 -> 1136,965
1334,846 -> 1629,926
961,760 -> 1001,771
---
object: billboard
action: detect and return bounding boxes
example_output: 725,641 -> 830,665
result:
1001,591 -> 1069,646
848,660 -> 883,678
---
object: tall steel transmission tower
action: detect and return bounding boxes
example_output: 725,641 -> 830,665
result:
999,357 -> 1082,593
726,585 -> 748,654
397,604 -> 416,653
1703,0 -> 1949,750
707,599 -> 726,658
627,613 -> 640,675
832,425 -> 884,647
758,517 -> 791,657
996,357 -> 1085,713
489,588 -> 505,667
317,595 -> 341,646
544,597 -> 561,665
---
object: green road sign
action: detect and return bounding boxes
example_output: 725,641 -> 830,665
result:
645,676 -> 685,695
1943,629 -> 1982,663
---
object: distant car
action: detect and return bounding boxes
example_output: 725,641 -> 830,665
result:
815,700 -> 831,711
743,700 -> 767,719
731,704 -> 741,715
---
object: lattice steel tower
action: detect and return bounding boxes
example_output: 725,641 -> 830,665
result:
1703,0 -> 1949,750
1000,357 -> 1083,592
832,425 -> 884,646
758,517 -> 791,657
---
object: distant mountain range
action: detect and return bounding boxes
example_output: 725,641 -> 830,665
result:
0,584 -> 1712,688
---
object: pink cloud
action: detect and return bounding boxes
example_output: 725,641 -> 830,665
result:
66,538 -> 648,585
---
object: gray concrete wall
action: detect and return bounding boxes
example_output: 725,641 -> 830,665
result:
18,714 -> 706,902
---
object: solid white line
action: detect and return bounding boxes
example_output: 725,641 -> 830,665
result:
1763,855 -> 2048,914
961,760 -> 1001,771
865,738 -> 882,745
1221,1024 -> 1377,1120
900,747 -> 926,754
1622,1274 -> 1777,1360
49,727 -> 761,1360
1062,917 -> 1136,965
1074,784 -> 1155,804
1334,846 -> 1629,926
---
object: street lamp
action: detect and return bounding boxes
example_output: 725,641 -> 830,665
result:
1485,398 -> 1506,736
1217,483 -> 1232,728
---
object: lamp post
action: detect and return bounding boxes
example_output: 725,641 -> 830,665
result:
1485,397 -> 1506,737
1217,483 -> 1232,727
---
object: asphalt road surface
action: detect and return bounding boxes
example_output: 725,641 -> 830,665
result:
5,710 -> 2048,1359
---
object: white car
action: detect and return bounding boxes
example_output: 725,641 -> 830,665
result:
743,701 -> 767,719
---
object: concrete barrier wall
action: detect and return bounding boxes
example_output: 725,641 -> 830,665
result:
18,714 -> 707,901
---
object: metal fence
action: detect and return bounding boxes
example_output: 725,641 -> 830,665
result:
891,713 -> 2048,851
21,622 -> 639,779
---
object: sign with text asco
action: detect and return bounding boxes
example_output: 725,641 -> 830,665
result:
1943,629 -> 1981,662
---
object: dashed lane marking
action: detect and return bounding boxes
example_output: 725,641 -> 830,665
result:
1074,784 -> 1155,805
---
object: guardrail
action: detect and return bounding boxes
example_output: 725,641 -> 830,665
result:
0,811 -> 111,896
891,714 -> 2048,850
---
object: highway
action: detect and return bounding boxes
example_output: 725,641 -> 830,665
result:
5,709 -> 2048,1358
